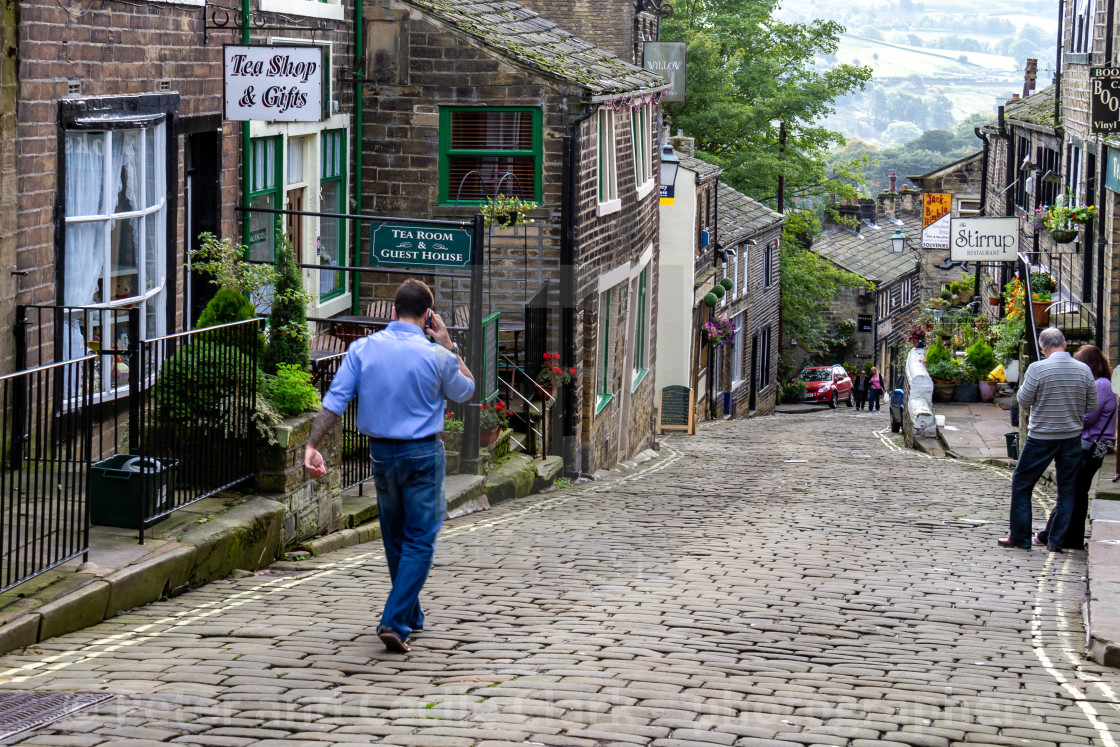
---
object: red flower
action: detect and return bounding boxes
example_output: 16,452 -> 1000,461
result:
568,368 -> 576,374
542,353 -> 549,359
552,366 -> 561,374
496,401 -> 505,410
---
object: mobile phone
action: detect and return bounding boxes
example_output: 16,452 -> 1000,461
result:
425,310 -> 433,329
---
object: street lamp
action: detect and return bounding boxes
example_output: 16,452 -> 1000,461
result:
660,143 -> 679,205
892,227 -> 906,253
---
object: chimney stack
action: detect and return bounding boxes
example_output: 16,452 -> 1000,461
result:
888,172 -> 897,192
1024,58 -> 1037,99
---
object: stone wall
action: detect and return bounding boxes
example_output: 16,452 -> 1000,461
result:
255,412 -> 343,549
508,0 -> 642,63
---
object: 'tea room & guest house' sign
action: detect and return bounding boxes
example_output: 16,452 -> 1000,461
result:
224,45 -> 323,122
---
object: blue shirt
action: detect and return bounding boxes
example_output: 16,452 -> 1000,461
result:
322,321 -> 475,439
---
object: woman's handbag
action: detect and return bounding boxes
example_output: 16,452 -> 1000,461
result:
1084,406 -> 1117,460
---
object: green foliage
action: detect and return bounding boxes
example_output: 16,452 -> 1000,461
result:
780,210 -> 871,357
662,0 -> 872,201
195,288 -> 255,330
966,338 -> 998,382
924,337 -> 951,366
719,277 -> 734,292
711,283 -> 726,299
939,288 -> 953,301
481,194 -> 538,228
702,292 -> 719,308
191,232 -> 277,310
264,363 -> 321,417
993,319 -> 1025,363
780,378 -> 807,403
265,228 -> 311,373
154,343 -> 264,423
926,359 -> 962,383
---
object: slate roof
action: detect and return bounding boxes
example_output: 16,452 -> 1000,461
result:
1000,85 -> 1057,130
811,215 -> 922,285
677,154 -> 723,180
403,0 -> 670,98
717,182 -> 784,245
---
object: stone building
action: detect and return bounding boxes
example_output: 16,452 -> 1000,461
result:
359,0 -> 669,474
713,181 -> 783,417
8,0 -> 357,380
1,0 -> 16,373
795,193 -> 923,387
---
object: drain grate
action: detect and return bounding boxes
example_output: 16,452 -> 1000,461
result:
0,692 -> 114,743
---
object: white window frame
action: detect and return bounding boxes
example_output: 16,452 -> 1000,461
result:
763,242 -> 774,287
731,312 -> 744,386
901,276 -> 912,306
1069,144 -> 1084,206
1072,0 -> 1097,54
631,104 -> 655,200
63,123 -> 169,395
733,250 -> 741,298
596,107 -> 621,216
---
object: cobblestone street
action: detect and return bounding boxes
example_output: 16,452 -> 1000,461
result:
3,410 -> 1120,746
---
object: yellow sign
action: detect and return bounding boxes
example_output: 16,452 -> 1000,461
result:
923,193 -> 951,228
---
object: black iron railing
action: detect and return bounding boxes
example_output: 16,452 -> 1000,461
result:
313,351 -> 372,494
1018,253 -> 1042,364
0,356 -> 95,593
131,316 -> 262,542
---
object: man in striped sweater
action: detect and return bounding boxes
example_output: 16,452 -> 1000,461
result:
1000,328 -> 1097,551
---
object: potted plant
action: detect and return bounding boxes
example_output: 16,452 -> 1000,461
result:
702,314 -> 736,349
1030,272 -> 1056,326
481,194 -> 538,229
955,363 -> 980,403
479,400 -> 509,447
966,338 -> 998,401
536,352 -> 575,398
926,359 -> 960,402
1038,189 -> 1097,243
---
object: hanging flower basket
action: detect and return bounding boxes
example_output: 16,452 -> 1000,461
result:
1050,227 -> 1078,244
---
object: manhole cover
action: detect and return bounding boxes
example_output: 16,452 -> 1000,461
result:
0,692 -> 113,743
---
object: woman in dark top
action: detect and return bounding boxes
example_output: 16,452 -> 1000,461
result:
853,371 -> 870,410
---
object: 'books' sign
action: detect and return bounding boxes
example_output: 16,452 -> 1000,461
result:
1091,68 -> 1120,133
224,45 -> 323,122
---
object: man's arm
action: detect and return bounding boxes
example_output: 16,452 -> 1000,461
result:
304,409 -> 341,479
427,311 -> 474,382
1017,363 -> 1039,408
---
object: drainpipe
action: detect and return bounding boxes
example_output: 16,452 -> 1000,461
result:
352,0 -> 363,314
974,127 -> 990,305
1098,153 -> 1108,345
1108,0 -> 1116,63
1055,0 -> 1064,127
240,0 -> 251,249
561,104 -> 595,473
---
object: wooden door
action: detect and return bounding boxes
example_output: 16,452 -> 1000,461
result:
286,188 -> 305,262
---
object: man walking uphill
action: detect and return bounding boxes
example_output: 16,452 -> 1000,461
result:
304,279 -> 474,652
1000,328 -> 1096,552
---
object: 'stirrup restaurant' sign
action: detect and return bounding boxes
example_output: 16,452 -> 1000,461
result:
224,45 -> 323,122
369,223 -> 473,269
949,217 -> 1020,262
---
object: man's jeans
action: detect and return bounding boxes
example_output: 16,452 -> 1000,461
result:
1009,435 -> 1082,549
370,439 -> 446,639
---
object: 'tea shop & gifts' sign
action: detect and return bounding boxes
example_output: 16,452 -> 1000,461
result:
949,217 -> 1020,262
224,45 -> 323,122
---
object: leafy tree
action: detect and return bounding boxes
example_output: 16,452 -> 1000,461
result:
780,210 -> 872,357
662,0 -> 872,203
882,121 -> 923,145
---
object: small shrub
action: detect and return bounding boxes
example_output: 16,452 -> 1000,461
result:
702,292 -> 719,308
196,288 -> 255,330
965,338 -> 997,381
265,363 -> 321,417
925,337 -> 951,366
711,283 -> 726,299
719,277 -> 734,292
264,229 -> 311,373
926,359 -> 961,383
154,343 -> 264,423
443,410 -> 464,432
780,378 -> 807,403
939,288 -> 953,301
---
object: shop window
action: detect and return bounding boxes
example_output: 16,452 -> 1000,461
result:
763,242 -> 774,287
732,312 -> 744,385
758,327 -> 771,388
248,136 -> 282,261
631,104 -> 652,191
439,107 -> 541,203
632,267 -> 649,390
597,288 -> 614,413
319,129 -> 346,300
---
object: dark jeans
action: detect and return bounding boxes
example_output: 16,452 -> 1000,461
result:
869,389 -> 882,410
854,391 -> 867,409
370,438 -> 446,639
1038,447 -> 1104,549
1008,435 -> 1082,549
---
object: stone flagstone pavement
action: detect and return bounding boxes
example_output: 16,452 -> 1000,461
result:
1,408 -> 1120,746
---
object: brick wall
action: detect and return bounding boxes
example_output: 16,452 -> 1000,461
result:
508,0 -> 640,64
361,11 -> 660,473
1,0 -> 17,374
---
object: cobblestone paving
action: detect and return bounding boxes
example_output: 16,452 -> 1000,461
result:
3,410 -> 1120,746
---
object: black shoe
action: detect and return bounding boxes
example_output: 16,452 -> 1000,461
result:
377,626 -> 411,653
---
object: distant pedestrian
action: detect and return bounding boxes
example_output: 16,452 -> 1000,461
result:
1036,345 -> 1116,550
853,370 -> 870,410
999,328 -> 1097,552
868,367 -> 884,411
304,279 -> 475,652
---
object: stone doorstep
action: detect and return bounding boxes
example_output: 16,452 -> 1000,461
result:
1087,489 -> 1120,666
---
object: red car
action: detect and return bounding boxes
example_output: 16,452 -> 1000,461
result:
799,365 -> 853,408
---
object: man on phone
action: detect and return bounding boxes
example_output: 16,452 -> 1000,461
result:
305,279 -> 474,652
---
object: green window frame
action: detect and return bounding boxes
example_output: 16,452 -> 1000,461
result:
438,107 -> 542,204
596,288 -> 613,413
319,129 -> 346,301
247,136 -> 282,261
632,266 -> 649,391
597,108 -> 618,204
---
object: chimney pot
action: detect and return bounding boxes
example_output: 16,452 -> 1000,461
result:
888,172 -> 897,192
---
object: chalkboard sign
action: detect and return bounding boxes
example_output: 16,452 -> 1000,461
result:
658,385 -> 695,434
482,312 -> 500,403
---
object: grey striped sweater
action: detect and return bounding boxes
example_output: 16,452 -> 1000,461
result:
1017,352 -> 1098,440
